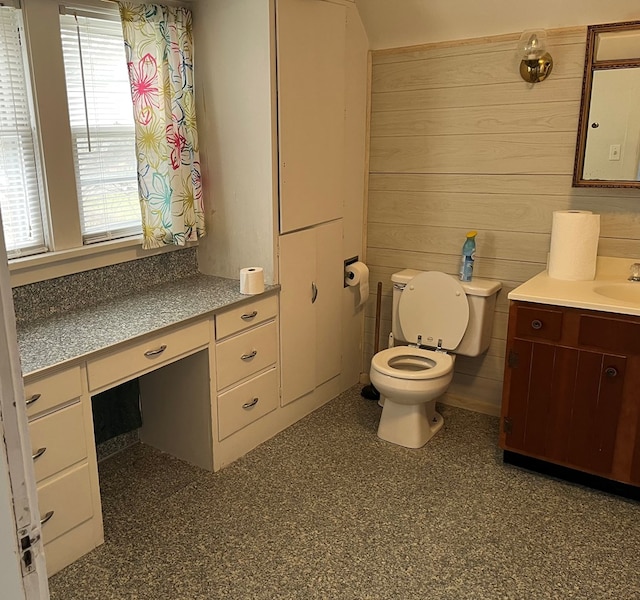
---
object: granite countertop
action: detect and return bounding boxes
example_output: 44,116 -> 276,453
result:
508,256 -> 640,317
18,274 -> 279,377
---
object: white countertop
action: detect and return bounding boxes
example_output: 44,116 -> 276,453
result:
508,256 -> 640,317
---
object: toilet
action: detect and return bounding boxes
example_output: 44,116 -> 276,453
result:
370,269 -> 501,448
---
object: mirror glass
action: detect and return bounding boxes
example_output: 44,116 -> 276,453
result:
573,21 -> 640,188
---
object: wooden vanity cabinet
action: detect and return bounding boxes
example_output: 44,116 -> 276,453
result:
500,301 -> 640,486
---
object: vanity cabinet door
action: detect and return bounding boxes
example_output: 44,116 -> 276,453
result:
500,300 -> 640,485
502,338 -> 626,478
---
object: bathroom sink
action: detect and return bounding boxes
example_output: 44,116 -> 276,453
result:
593,283 -> 640,304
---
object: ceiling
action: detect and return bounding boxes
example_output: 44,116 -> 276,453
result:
354,0 -> 640,50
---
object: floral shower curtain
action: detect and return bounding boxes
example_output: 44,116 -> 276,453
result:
118,3 -> 205,249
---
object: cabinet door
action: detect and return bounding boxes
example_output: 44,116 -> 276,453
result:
279,227 -> 317,405
314,220 -> 343,386
277,0 -> 346,233
502,339 -> 626,478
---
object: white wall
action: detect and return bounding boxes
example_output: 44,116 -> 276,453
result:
355,0 -> 640,49
193,0 -> 278,284
340,2 -> 370,388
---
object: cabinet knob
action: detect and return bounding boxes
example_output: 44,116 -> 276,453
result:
144,345 -> 167,358
241,350 -> 258,361
40,510 -> 54,526
25,393 -> 41,407
604,366 -> 618,378
531,319 -> 543,330
32,447 -> 47,461
242,397 -> 259,409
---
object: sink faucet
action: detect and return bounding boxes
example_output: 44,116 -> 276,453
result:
629,263 -> 640,282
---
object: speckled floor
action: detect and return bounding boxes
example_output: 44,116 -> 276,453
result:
48,386 -> 640,600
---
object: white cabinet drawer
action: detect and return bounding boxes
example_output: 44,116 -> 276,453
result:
24,367 -> 82,420
218,368 -> 278,440
38,462 -> 93,545
215,294 -> 277,340
216,321 -> 277,390
29,402 -> 87,483
87,320 -> 210,391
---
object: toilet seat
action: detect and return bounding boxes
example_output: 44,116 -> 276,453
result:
371,346 -> 453,380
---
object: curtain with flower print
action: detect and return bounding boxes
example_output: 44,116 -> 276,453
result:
118,3 -> 205,249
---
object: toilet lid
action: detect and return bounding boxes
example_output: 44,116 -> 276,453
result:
398,272 -> 469,350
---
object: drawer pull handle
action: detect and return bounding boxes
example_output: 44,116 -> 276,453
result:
311,282 -> 318,304
242,397 -> 259,409
605,366 -> 618,378
32,447 -> 47,461
241,350 -> 258,361
26,393 -> 41,407
241,311 -> 258,321
144,345 -> 167,358
40,510 -> 54,526
531,319 -> 543,330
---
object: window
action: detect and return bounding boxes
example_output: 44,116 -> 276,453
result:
60,5 -> 141,244
0,0 -> 143,267
0,3 -> 47,258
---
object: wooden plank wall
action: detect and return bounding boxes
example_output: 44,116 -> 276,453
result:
364,28 -> 640,416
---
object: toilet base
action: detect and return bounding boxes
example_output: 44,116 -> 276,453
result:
377,398 -> 444,448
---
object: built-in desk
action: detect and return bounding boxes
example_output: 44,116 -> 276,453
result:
17,274 -> 280,576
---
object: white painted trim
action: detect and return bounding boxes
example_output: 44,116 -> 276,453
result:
0,219 -> 49,596
0,432 -> 27,600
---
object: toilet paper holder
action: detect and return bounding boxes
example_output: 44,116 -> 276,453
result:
344,256 -> 359,287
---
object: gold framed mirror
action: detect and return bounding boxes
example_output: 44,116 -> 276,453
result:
573,21 -> 640,188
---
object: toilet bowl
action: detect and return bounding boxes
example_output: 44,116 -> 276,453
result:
370,346 -> 453,403
369,270 -> 501,449
370,346 -> 453,448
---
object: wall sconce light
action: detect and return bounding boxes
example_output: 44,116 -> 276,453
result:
518,29 -> 553,83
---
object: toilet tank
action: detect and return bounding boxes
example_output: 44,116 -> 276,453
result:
391,269 -> 501,357
455,278 -> 502,356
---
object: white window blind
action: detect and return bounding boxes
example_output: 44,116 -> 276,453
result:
60,5 -> 141,244
0,5 -> 48,259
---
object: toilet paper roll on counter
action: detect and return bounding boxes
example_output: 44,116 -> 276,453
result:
240,267 -> 265,295
548,210 -> 600,281
345,261 -> 369,308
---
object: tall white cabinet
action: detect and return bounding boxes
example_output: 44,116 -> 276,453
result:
276,0 -> 351,406
276,0 -> 346,233
194,0 -> 368,431
279,220 -> 343,405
